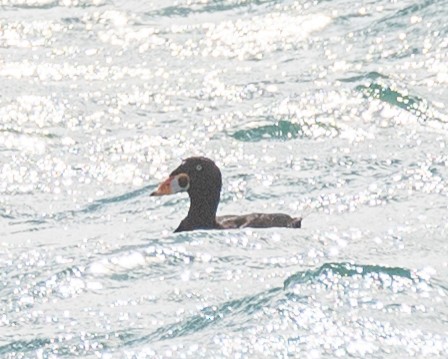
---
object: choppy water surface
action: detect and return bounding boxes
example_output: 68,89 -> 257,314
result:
1,0 -> 448,357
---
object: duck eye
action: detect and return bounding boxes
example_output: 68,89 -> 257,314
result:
196,164 -> 202,171
178,174 -> 189,189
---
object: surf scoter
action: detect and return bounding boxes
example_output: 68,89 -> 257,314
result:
151,157 -> 302,232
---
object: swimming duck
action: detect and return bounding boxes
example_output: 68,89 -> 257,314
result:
151,157 -> 302,232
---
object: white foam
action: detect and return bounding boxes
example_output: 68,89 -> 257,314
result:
87,250 -> 165,276
111,251 -> 146,269
88,259 -> 113,275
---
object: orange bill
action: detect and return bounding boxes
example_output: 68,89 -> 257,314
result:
150,173 -> 190,196
150,176 -> 174,196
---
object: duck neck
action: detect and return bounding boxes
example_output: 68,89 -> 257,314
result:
187,189 -> 220,228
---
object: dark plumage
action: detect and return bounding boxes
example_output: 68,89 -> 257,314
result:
151,156 -> 302,232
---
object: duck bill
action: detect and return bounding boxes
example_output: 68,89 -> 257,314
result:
150,173 -> 189,196
150,176 -> 174,196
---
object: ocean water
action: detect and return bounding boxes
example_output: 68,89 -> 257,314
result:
1,0 -> 447,357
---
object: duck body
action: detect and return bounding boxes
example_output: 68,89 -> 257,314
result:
217,213 -> 301,229
151,157 -> 302,232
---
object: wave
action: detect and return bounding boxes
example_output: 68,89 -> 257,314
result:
125,286 -> 282,346
231,120 -> 339,142
284,262 -> 416,289
7,184 -> 153,231
71,184 -> 153,216
0,338 -> 52,356
357,83 -> 429,119
2,0 -> 105,9
145,0 -> 275,18
2,260 -> 442,356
